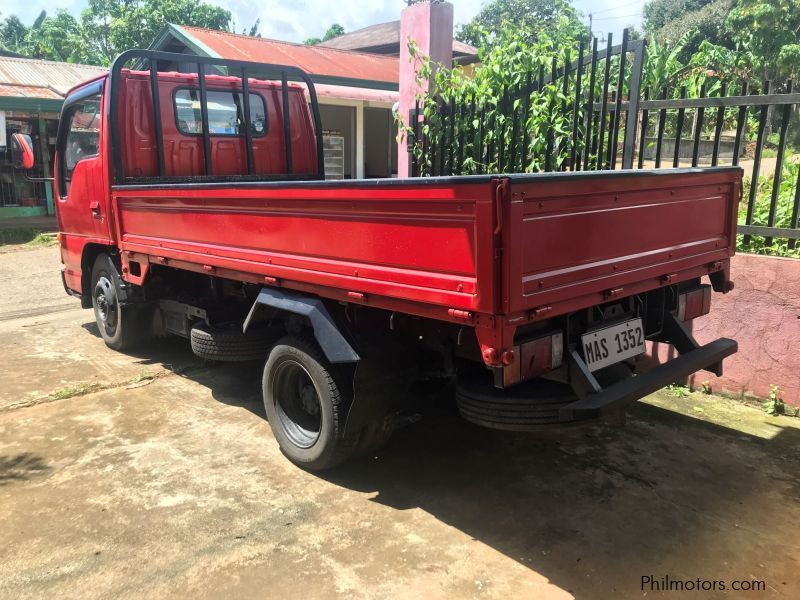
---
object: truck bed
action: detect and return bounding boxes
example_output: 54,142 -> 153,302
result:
112,167 -> 740,323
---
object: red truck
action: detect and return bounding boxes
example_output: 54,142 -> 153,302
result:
11,51 -> 739,469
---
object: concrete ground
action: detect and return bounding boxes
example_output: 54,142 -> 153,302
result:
2,245 -> 800,600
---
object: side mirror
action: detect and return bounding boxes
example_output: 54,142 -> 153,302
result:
11,133 -> 35,170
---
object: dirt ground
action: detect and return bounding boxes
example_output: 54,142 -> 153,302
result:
2,245 -> 800,599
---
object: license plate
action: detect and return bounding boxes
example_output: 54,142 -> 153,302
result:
580,318 -> 645,372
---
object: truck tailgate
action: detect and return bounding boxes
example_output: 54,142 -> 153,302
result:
502,168 -> 741,316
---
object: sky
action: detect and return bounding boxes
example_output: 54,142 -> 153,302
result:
7,0 -> 646,45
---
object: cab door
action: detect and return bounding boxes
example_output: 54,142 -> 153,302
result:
55,81 -> 112,292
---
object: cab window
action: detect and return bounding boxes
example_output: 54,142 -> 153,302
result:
60,94 -> 101,196
174,89 -> 268,137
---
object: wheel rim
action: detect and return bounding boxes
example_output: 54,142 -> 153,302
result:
272,359 -> 322,449
93,274 -> 119,337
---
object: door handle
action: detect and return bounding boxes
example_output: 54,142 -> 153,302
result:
90,201 -> 101,219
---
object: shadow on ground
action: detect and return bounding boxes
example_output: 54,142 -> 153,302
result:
0,453 -> 50,486
82,320 -> 265,417
81,318 -> 800,597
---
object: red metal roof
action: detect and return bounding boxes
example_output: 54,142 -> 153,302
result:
0,83 -> 63,99
0,56 -> 106,98
178,26 -> 399,85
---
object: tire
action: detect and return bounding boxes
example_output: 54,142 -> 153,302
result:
189,321 -> 274,362
263,336 -> 358,470
91,254 -> 141,351
456,372 -> 581,431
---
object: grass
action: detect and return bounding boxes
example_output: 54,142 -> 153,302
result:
0,228 -> 40,245
127,372 -> 159,385
0,228 -> 56,249
48,383 -> 103,401
666,384 -> 690,398
44,371 -> 163,403
28,233 -> 57,247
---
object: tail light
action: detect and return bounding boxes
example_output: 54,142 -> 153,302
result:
677,284 -> 711,321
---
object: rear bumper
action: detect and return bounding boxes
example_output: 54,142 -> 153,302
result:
558,337 -> 737,422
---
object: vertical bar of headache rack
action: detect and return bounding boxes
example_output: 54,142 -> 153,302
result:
241,67 -> 255,175
197,63 -> 212,175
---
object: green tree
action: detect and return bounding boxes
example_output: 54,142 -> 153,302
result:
77,0 -> 119,64
304,23 -> 345,45
644,0 -> 736,58
103,0 -> 231,65
644,0 -> 715,33
1,9 -> 83,62
33,10 -> 83,62
725,0 -> 800,81
1,0 -> 232,65
455,0 -> 587,48
625,26 -> 644,41
0,14 -> 28,53
406,26 -> 574,174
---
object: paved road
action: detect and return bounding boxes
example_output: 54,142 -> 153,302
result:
1,245 -> 799,599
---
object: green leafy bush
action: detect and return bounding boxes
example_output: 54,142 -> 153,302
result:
738,163 -> 800,258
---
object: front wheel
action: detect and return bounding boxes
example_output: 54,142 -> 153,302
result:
90,254 -> 141,351
263,336 -> 358,470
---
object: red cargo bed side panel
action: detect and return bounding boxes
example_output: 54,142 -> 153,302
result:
112,181 -> 498,313
504,170 -> 740,315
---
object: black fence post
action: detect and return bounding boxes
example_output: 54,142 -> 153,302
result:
570,39 -> 585,171
637,87 -> 650,169
765,80 -> 793,246
622,38 -> 645,169
673,86 -> 687,168
691,83 -> 706,167
596,34 -> 613,170
610,30 -> 628,170
744,80 -> 771,244
711,82 -> 727,167
582,38 -> 599,171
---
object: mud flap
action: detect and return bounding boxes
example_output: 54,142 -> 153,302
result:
243,287 -> 359,363
343,335 -> 419,437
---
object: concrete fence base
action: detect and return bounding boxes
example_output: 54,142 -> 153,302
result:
648,253 -> 800,405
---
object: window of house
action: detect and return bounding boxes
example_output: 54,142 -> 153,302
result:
174,89 -> 268,137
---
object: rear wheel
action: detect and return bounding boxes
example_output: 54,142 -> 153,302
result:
263,336 -> 358,470
91,254 -> 141,351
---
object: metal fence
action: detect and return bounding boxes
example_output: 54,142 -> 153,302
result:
636,84 -> 800,250
410,30 -> 645,177
1,154 -> 49,209
408,30 -> 800,250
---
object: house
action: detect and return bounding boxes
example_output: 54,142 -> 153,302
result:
318,20 -> 478,64
0,56 -> 105,218
148,24 -> 401,179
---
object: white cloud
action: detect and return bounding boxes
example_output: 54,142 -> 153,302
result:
6,0 -> 87,24
6,0 -> 644,46
217,0 -> 486,43
572,0 -> 647,40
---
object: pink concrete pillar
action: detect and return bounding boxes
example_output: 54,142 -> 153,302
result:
398,1 -> 454,177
